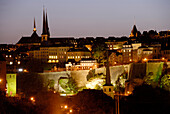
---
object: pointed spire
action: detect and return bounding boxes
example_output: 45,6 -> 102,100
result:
42,7 -> 47,35
106,50 -> 112,85
46,9 -> 50,36
33,17 -> 36,32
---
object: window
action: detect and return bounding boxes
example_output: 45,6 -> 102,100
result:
109,88 -> 111,92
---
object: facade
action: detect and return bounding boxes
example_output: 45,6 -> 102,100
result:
122,42 -> 133,63
29,45 -> 72,63
137,46 -> 153,61
161,48 -> 170,61
6,74 -> 17,96
66,47 -> 91,62
109,52 -> 123,65
0,54 -> 6,92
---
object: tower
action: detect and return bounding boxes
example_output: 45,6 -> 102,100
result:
129,25 -> 138,37
33,17 -> 36,32
41,7 -> 50,43
103,50 -> 114,98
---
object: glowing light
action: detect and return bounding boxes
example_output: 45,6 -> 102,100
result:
23,69 -> 27,72
143,58 -> 147,61
10,62 -> 13,65
30,97 -> 34,101
0,79 -> 2,83
18,68 -> 23,72
69,109 -> 73,113
64,105 -> 68,109
30,97 -> 35,102
162,57 -> 165,60
18,61 -> 20,64
129,59 -> 132,62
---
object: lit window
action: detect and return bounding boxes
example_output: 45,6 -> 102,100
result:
18,61 -> 20,64
52,60 -> 55,63
9,55 -> 11,57
6,55 -> 8,57
10,62 -> 13,65
48,60 -> 51,63
78,56 -> 80,58
56,56 -> 57,59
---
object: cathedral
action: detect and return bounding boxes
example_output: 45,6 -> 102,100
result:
16,8 -> 76,48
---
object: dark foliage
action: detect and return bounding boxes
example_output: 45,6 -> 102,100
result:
71,89 -> 114,114
121,84 -> 170,114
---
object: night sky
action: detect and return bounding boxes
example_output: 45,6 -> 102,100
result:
0,0 -> 170,44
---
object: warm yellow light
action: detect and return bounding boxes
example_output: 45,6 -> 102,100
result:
69,109 -> 73,113
162,57 -> 165,60
64,105 -> 68,109
18,61 -> 20,64
129,59 -> 132,62
30,97 -> 34,101
143,58 -> 147,61
10,62 -> 13,65
33,28 -> 36,31
23,69 -> 27,72
0,79 -> 2,83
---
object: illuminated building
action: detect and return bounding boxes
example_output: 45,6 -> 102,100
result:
66,47 -> 91,62
129,25 -> 140,38
109,51 -> 123,65
105,37 -> 127,50
29,45 -> 71,63
6,74 -> 17,96
122,42 -> 133,63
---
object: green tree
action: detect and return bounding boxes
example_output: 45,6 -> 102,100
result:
92,38 -> 107,66
160,74 -> 170,91
68,77 -> 78,93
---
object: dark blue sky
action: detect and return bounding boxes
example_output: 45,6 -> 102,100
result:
0,0 -> 170,44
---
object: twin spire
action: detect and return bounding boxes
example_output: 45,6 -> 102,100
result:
42,7 -> 50,36
33,7 -> 50,36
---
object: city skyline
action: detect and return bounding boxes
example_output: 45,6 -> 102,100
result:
0,0 -> 170,44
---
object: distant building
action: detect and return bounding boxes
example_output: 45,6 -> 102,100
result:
0,54 -> 6,92
158,30 -> 170,38
109,51 -> 123,65
6,73 -> 17,97
105,37 -> 127,50
122,42 -> 133,63
137,46 -> 153,61
129,25 -> 141,38
161,47 -> 170,61
29,45 -> 72,63
66,47 -> 91,62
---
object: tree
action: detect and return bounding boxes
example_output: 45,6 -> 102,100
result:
160,74 -> 170,91
92,38 -> 107,66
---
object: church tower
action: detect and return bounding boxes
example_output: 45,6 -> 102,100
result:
41,8 -> 50,43
129,25 -> 138,37
103,50 -> 114,98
